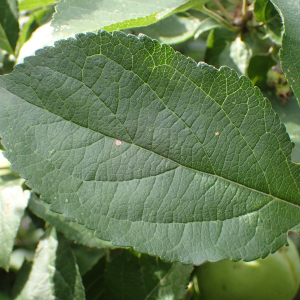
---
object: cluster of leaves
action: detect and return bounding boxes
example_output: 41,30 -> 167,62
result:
0,0 -> 300,299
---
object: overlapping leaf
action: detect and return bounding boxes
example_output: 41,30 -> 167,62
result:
13,228 -> 85,300
0,31 -> 300,264
0,179 -> 30,271
0,0 -> 19,54
83,250 -> 192,300
51,0 -> 206,39
270,0 -> 300,105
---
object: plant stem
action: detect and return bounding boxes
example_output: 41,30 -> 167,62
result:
213,0 -> 233,20
242,0 -> 248,20
201,5 -> 239,31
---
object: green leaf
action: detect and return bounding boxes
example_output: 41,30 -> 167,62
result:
29,194 -> 113,249
84,250 -> 193,300
132,10 -> 219,46
0,0 -> 19,54
269,94 -> 300,163
270,0 -> 300,105
51,0 -> 205,39
205,27 -> 237,68
18,0 -> 57,11
254,0 -> 278,23
219,36 -> 252,75
17,7 -> 52,53
13,228 -> 85,300
247,53 -> 277,88
0,31 -> 300,264
132,12 -> 201,46
0,179 -> 30,271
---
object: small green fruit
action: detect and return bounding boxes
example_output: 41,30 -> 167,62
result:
196,237 -> 300,300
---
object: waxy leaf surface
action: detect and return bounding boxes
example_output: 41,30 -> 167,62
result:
0,31 -> 300,264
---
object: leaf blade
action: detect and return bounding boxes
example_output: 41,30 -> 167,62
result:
0,31 -> 299,264
0,179 -> 29,271
14,228 -> 85,300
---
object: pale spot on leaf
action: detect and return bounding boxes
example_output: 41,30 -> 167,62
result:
115,140 -> 122,146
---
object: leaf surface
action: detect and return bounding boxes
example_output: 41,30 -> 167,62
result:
270,0 -> 300,105
14,228 -> 85,300
51,0 -> 204,39
0,31 -> 300,264
0,179 -> 30,271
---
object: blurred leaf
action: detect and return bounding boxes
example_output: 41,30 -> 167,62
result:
132,12 -> 201,45
0,0 -> 19,54
247,53 -> 277,88
72,245 -> 106,276
82,255 -> 106,300
0,179 -> 30,271
17,7 -> 52,53
18,0 -> 57,11
254,0 -> 278,23
13,228 -> 85,300
84,250 -> 193,300
219,35 -> 252,75
194,15 -> 220,39
270,0 -> 300,106
51,0 -> 206,39
270,94 -> 300,163
205,27 -> 237,68
264,15 -> 283,45
29,194 -> 113,249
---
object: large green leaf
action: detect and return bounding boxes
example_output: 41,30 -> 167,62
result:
0,179 -> 30,271
83,250 -> 193,300
270,0 -> 300,105
0,31 -> 300,264
13,228 -> 85,300
51,0 -> 206,39
0,0 -> 19,54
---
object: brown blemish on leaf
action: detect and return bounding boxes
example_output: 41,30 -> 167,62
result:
215,131 -> 220,136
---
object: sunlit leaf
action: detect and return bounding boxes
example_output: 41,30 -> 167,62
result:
0,31 -> 300,265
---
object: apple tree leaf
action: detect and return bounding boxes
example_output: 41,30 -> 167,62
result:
0,31 -> 300,265
13,228 -> 85,300
270,0 -> 300,105
0,179 -> 30,271
51,0 -> 207,39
